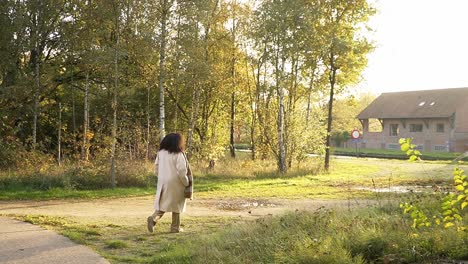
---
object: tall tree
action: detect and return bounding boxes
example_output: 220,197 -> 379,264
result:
321,0 -> 374,171
110,0 -> 121,188
158,0 -> 174,140
26,0 -> 65,149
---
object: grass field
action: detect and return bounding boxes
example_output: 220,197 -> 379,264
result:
0,153 -> 464,200
1,156 -> 463,201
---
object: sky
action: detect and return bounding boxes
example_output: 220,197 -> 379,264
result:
361,0 -> 468,95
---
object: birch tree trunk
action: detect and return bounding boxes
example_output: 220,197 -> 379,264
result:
158,0 -> 171,141
229,0 -> 237,158
110,12 -> 120,189
277,83 -> 287,173
275,44 -> 287,173
173,14 -> 182,132
250,62 -> 262,161
146,83 -> 151,160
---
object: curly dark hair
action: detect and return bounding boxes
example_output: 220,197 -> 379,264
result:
159,133 -> 185,153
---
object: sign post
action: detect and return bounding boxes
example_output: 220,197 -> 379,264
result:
351,129 -> 361,157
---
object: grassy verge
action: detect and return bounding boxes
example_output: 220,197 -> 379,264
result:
0,187 -> 154,200
333,147 -> 466,161
178,203 -> 467,264
9,196 -> 467,264
9,214 -> 241,264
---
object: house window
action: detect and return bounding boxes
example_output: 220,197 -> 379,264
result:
387,144 -> 400,150
389,124 -> 399,136
409,124 -> 423,132
434,145 -> 447,151
436,123 -> 444,133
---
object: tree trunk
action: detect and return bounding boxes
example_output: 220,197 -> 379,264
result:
229,0 -> 237,158
81,71 -> 89,161
110,85 -> 117,189
278,85 -> 287,173
146,83 -> 151,161
173,86 -> 179,131
70,8 -> 76,144
110,13 -> 120,189
58,102 -> 62,166
32,61 -> 40,150
275,45 -> 287,173
286,56 -> 299,168
306,66 -> 317,125
173,13 -> 182,132
72,73 -> 76,138
306,77 -> 313,124
158,0 -> 171,141
325,62 -> 337,171
229,92 -> 236,157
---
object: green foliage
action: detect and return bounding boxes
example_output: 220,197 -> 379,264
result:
399,138 -> 421,162
0,160 -> 155,192
400,202 -> 431,228
331,131 -> 351,147
332,94 -> 375,138
438,168 -> 468,231
399,138 -> 467,231
453,167 -> 468,211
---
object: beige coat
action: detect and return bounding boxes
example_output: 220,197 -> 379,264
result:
154,150 -> 189,213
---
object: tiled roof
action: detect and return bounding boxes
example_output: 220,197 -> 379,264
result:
357,87 -> 468,119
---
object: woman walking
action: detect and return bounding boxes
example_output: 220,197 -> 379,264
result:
147,133 -> 189,233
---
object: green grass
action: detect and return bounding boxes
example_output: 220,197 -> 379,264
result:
191,157 -> 464,200
1,157 -> 465,200
333,147 -> 466,161
10,214 -> 240,264
150,201 -> 468,264
105,240 -> 129,249
0,187 -> 154,200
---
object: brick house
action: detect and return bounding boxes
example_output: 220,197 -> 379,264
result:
356,88 -> 468,152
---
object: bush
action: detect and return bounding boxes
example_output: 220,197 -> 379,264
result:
0,142 -> 54,169
0,159 -> 155,190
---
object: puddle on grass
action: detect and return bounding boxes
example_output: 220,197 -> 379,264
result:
217,200 -> 278,211
354,185 -> 444,193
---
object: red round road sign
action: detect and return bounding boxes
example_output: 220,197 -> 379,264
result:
351,129 -> 360,139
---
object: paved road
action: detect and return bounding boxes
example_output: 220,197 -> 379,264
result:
0,217 -> 109,264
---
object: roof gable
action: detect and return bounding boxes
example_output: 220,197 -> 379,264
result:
357,87 -> 468,119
